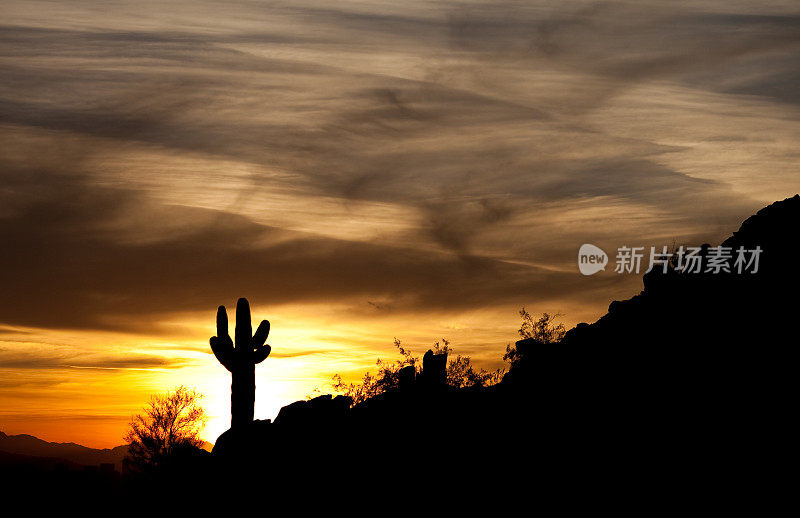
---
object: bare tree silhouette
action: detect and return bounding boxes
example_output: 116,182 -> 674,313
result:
210,298 -> 271,429
124,386 -> 206,474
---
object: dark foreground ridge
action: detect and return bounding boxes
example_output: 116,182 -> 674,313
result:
3,195 -> 797,505
209,195 -> 798,501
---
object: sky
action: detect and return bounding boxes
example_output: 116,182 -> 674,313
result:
1,0 -> 799,448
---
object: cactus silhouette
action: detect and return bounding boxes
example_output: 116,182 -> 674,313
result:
210,298 -> 271,429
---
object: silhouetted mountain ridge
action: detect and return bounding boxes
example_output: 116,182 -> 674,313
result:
562,193 -> 799,350
210,195 -> 798,499
0,430 -> 128,471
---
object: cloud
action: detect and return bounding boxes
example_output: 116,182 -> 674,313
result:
0,0 -> 798,335
0,352 -> 188,370
269,350 -> 329,359
0,135 -> 590,330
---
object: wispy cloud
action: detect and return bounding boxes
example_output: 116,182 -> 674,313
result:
0,351 -> 190,370
2,1 -> 799,333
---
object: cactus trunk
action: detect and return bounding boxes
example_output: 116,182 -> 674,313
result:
231,364 -> 255,428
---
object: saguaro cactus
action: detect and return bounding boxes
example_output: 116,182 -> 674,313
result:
210,298 -> 272,429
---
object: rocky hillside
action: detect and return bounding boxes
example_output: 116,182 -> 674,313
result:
210,195 -> 799,496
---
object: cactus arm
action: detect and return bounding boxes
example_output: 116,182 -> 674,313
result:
252,320 -> 271,364
210,336 -> 234,371
216,305 -> 228,339
210,305 -> 234,371
252,320 -> 270,349
253,343 -> 271,364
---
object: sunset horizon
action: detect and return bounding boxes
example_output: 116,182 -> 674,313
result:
1,3 -> 799,499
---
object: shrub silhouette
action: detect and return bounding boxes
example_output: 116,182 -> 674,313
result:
330,338 -> 503,404
503,308 -> 565,367
123,386 -> 207,474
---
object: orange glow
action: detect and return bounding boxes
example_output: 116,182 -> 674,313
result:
1,302 -> 603,448
3,0 -> 798,451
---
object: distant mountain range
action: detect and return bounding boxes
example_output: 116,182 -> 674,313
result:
0,430 -> 129,471
0,431 -> 214,472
